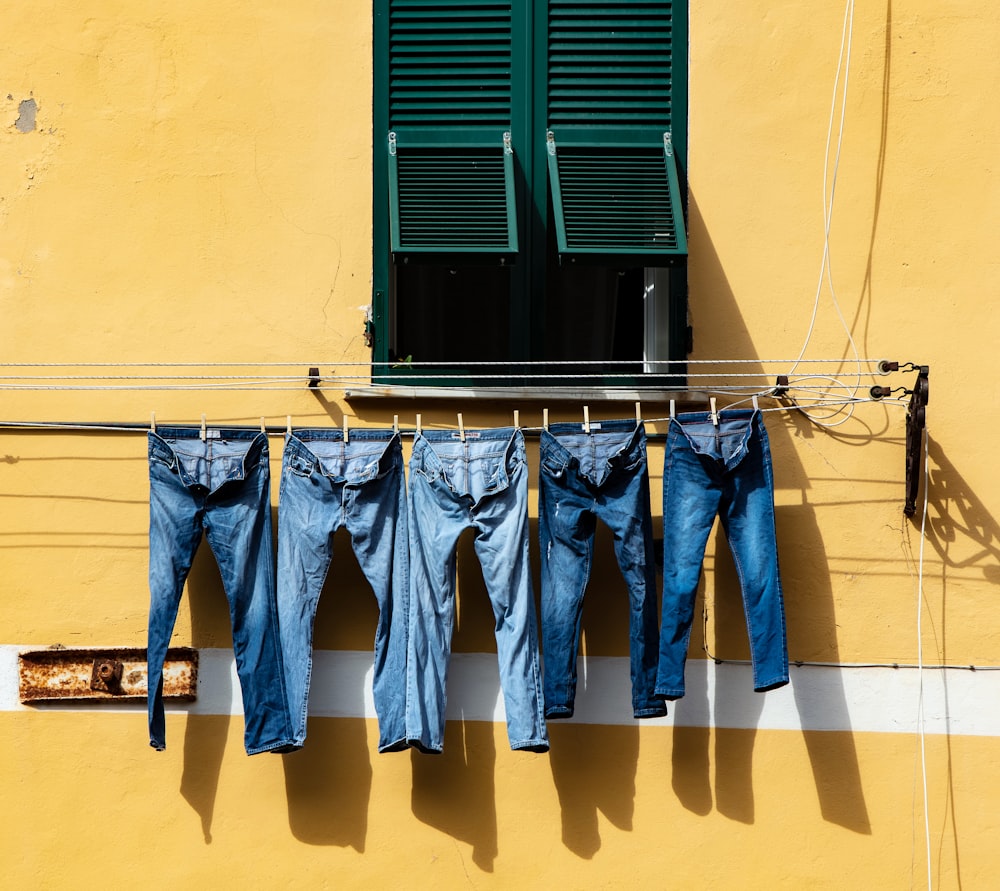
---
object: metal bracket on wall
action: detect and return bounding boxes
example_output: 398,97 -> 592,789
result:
904,365 -> 930,518
18,646 -> 198,703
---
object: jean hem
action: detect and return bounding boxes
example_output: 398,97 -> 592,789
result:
544,705 -> 574,720
149,740 -> 166,752
654,688 -> 684,701
510,738 -> 550,753
754,676 -> 789,693
378,737 -> 410,754
407,738 -> 443,755
634,704 -> 668,718
246,738 -> 299,756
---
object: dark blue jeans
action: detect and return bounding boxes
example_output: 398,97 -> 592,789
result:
147,428 -> 294,754
276,430 -> 408,753
656,410 -> 789,699
538,420 -> 666,720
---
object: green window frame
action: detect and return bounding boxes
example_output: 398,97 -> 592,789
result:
372,0 -> 689,387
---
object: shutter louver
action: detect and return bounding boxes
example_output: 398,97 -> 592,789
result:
545,0 -> 687,262
387,0 -> 518,260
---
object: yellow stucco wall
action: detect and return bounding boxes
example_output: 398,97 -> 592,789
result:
2,2 -> 998,888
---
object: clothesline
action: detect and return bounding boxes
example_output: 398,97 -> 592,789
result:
0,358 -> 900,367
0,396 -> 910,437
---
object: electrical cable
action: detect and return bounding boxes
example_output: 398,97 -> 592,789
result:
788,0 -> 864,429
916,425 -> 933,890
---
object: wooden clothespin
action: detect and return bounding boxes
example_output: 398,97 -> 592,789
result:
457,413 -> 465,441
752,394 -> 760,411
583,405 -> 591,434
416,414 -> 422,436
543,408 -> 549,431
710,398 -> 719,426
393,414 -> 399,435
343,414 -> 350,444
286,415 -> 292,436
200,414 -> 207,441
150,411 -> 156,433
260,417 -> 267,434
669,399 -> 676,419
513,409 -> 520,429
635,401 -> 642,425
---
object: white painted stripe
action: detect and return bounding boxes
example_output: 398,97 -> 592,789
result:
2,646 -> 998,737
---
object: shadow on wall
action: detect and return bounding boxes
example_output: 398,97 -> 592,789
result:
181,542 -> 233,845
279,525 -> 375,850
409,529 -> 501,870
549,524 -> 641,858
665,186 -> 874,834
922,436 -> 1000,885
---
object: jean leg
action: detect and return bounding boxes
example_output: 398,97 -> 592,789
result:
406,472 -> 466,753
204,460 -> 295,754
656,439 -> 723,700
147,461 -> 204,751
602,467 -> 668,718
346,455 -> 409,752
538,472 -> 595,719
472,459 -> 548,751
276,457 -> 339,748
719,421 -> 789,692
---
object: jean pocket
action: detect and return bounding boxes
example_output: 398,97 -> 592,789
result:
540,451 -> 570,479
284,452 -> 315,478
619,442 -> 647,473
148,442 -> 178,474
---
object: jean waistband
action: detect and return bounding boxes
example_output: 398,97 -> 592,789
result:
289,428 -> 399,443
417,426 -> 519,444
283,431 -> 402,484
668,409 -> 764,471
540,420 -> 645,484
410,427 -> 524,490
148,429 -> 269,491
545,419 -> 641,437
151,426 -> 267,442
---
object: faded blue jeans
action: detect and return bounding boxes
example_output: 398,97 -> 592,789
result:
406,428 -> 548,754
147,428 -> 294,754
276,430 -> 408,753
538,420 -> 666,720
656,410 -> 789,699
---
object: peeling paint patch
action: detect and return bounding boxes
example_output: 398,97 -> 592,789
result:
15,98 -> 36,133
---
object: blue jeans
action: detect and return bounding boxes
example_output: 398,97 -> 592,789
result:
656,410 -> 789,699
276,430 -> 408,753
147,428 -> 294,754
406,428 -> 548,753
538,421 -> 666,720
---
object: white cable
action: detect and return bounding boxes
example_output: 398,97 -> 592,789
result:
916,426 -> 933,890
789,0 -> 864,428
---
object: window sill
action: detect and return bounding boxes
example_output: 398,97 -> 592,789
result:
344,385 -> 707,404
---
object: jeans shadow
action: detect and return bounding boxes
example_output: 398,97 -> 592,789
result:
180,540 -> 233,844
409,529 -> 501,871
282,526 -> 376,849
780,501 -> 871,833
548,522 -> 640,856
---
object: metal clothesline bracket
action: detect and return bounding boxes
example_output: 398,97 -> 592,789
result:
904,365 -> 930,518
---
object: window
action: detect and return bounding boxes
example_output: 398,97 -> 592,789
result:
372,0 -> 688,387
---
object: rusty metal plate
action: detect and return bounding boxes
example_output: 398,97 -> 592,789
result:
18,647 -> 198,703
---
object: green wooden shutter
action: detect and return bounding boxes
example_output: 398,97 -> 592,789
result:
387,0 -> 518,261
545,0 -> 687,263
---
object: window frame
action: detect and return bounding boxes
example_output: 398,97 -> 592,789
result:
371,0 -> 689,390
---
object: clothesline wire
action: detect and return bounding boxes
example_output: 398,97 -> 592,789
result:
0,397 -> 910,436
0,371 -> 893,382
0,358 -> 893,368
